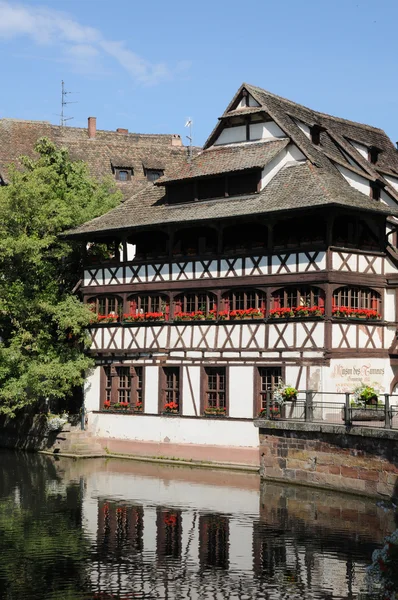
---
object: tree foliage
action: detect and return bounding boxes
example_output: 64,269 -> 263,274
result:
0,138 -> 122,415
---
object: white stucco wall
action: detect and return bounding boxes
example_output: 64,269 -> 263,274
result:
144,366 -> 159,413
229,367 -> 254,418
182,365 -> 200,416
88,412 -> 259,447
385,174 -> 398,192
261,144 -> 305,189
385,288 -> 395,322
294,119 -> 311,139
249,121 -> 285,140
350,140 -> 368,159
380,189 -> 398,209
84,367 -> 101,413
337,165 -> 370,195
214,125 -> 246,145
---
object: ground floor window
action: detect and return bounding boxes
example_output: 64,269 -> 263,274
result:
102,365 -> 144,411
160,367 -> 181,413
203,367 -> 227,415
255,367 -> 282,414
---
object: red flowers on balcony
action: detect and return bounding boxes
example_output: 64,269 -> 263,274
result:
269,306 -> 324,318
123,312 -> 165,322
97,314 -> 119,323
332,306 -> 381,319
163,401 -> 179,414
229,308 -> 265,319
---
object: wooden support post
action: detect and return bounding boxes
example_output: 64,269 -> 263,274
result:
345,392 -> 351,424
265,390 -> 271,420
385,393 -> 391,429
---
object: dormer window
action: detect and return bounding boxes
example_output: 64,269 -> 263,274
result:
368,147 -> 380,164
117,170 -> 130,181
310,125 -> 322,145
370,181 -> 381,201
146,169 -> 164,182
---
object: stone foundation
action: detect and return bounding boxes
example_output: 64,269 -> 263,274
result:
255,421 -> 398,499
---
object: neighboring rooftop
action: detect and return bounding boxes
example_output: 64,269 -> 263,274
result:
0,117 -> 190,197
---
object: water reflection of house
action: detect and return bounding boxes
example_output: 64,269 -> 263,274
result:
77,460 -> 394,599
65,83 -> 398,461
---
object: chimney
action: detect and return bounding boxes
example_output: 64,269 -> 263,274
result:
88,116 -> 96,139
116,128 -> 128,134
171,134 -> 182,147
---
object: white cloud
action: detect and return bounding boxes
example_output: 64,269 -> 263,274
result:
0,1 -> 186,85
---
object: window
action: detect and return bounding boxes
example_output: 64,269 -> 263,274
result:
172,226 -> 217,256
199,515 -> 229,570
332,287 -> 381,313
332,216 -> 380,251
272,287 -> 324,309
370,182 -> 381,201
174,292 -> 216,315
115,168 -> 132,181
203,367 -> 227,413
88,296 -> 121,316
223,222 -> 268,253
128,294 -> 169,318
310,124 -> 322,145
131,230 -> 169,260
222,290 -> 265,312
102,365 -> 144,410
227,170 -> 259,196
160,367 -> 180,412
273,217 -> 326,248
146,169 -> 164,182
368,147 -> 380,164
256,367 -> 282,413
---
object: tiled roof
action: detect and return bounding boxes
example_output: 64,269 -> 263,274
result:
157,139 -> 289,184
65,161 -> 397,238
0,119 -> 190,198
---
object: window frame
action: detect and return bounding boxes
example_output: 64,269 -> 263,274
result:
128,294 -> 169,318
201,366 -> 229,415
332,286 -> 381,314
254,366 -> 283,416
100,364 -> 145,411
271,286 -> 325,310
159,366 -> 182,414
88,296 -> 122,317
115,168 -> 132,181
222,289 -> 266,312
146,169 -> 164,182
173,292 -> 217,315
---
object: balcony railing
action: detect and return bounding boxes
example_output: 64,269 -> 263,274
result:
257,391 -> 398,430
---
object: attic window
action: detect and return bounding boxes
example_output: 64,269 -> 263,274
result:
166,170 -> 261,204
116,169 -> 132,181
310,125 -> 322,145
368,147 -> 380,164
370,182 -> 381,201
146,169 -> 164,182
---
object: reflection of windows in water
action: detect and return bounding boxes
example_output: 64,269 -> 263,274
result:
253,523 -> 287,577
199,514 -> 229,570
98,502 -> 144,556
156,508 -> 182,559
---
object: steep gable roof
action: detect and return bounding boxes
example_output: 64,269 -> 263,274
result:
65,83 -> 398,238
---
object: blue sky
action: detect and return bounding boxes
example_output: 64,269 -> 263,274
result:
0,0 -> 397,147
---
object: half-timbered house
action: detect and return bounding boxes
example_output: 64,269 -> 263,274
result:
67,83 -> 398,458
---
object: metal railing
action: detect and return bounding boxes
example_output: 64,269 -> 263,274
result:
262,391 -> 398,430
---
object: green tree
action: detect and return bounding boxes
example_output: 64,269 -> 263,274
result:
0,138 -> 122,416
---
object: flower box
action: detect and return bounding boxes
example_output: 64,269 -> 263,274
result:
203,408 -> 227,417
347,408 -> 385,422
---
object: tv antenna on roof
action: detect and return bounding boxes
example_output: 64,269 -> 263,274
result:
185,117 -> 193,162
59,80 -> 78,127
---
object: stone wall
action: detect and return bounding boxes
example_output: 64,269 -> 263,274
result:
256,421 -> 398,499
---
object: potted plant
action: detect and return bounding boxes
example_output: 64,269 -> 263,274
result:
258,403 -> 281,419
103,400 -> 111,410
348,384 -> 384,422
133,402 -> 143,412
273,382 -> 298,404
269,308 -> 294,319
163,401 -> 179,414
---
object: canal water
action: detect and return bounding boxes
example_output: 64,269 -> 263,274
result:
0,451 -> 395,600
